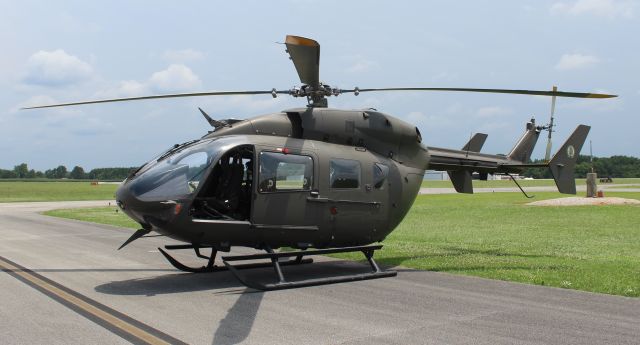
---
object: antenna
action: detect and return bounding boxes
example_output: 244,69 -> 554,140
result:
544,85 -> 557,162
590,140 -> 594,173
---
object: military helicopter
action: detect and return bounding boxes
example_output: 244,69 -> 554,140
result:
24,35 -> 616,290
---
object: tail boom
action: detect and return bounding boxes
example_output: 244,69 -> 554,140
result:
426,124 -> 590,195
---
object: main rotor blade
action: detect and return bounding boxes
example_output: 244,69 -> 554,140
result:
285,35 -> 320,88
21,90 -> 289,109
343,87 -> 617,98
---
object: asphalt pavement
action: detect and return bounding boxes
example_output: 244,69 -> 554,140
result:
1,201 -> 638,345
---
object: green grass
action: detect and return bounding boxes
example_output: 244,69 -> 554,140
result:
0,181 -> 118,202
336,191 -> 640,297
44,206 -> 139,228
42,191 -> 640,297
421,177 -> 640,189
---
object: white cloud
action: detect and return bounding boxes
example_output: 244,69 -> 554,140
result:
555,53 -> 600,70
550,0 -> 635,19
115,80 -> 148,97
163,49 -> 205,63
148,64 -> 202,93
23,50 -> 94,86
92,64 -> 202,99
476,106 -> 513,118
343,55 -> 379,73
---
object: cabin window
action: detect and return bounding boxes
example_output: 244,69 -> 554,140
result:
373,163 -> 389,189
259,152 -> 313,192
330,159 -> 361,189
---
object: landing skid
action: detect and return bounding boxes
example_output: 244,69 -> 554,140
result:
222,245 -> 396,291
158,244 -> 313,274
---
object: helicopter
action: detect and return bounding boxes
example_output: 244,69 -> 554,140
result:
24,35 -> 616,290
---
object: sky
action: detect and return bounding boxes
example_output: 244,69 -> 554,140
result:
1,0 -> 638,170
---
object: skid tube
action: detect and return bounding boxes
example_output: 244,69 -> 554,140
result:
158,244 -> 313,273
222,245 -> 396,291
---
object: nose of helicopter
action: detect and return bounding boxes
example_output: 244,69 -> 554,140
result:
115,180 -> 147,225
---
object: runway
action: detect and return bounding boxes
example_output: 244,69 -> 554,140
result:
1,201 -> 638,345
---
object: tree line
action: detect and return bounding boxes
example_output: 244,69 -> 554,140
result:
1,155 -> 639,181
522,155 -> 640,179
0,163 -> 138,181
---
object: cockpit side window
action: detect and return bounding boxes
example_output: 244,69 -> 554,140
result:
177,151 -> 210,192
258,152 -> 313,192
372,163 -> 389,189
330,159 -> 361,189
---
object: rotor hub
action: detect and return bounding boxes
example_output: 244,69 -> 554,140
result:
283,83 -> 344,107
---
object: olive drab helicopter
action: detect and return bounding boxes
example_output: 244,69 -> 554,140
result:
24,35 -> 616,290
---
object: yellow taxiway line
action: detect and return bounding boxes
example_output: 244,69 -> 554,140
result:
0,255 -> 186,345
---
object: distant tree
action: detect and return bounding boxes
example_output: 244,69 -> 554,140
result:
69,166 -> 86,179
0,169 -> 17,178
87,167 -> 138,181
521,155 -> 640,178
44,169 -> 55,179
53,165 -> 68,179
13,163 -> 28,178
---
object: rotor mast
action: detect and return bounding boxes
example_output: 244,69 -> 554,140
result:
544,85 -> 558,161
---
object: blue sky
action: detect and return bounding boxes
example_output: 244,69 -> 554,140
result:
1,0 -> 638,170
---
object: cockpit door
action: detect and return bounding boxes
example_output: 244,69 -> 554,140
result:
189,144 -> 254,231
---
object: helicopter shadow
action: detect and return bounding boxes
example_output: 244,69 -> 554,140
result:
94,270 -> 266,345
94,270 -> 245,296
211,289 -> 264,345
94,258 -> 379,297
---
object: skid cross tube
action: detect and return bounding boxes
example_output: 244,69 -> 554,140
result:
222,245 -> 396,291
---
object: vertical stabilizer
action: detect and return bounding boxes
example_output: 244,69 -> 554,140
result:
462,133 -> 488,152
507,119 -> 541,163
448,170 -> 473,194
549,125 -> 590,194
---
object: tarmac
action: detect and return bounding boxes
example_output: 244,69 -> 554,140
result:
1,200 -> 638,345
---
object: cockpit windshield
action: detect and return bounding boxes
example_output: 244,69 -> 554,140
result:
127,137 -> 243,202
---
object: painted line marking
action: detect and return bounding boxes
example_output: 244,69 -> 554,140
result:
0,255 -> 187,345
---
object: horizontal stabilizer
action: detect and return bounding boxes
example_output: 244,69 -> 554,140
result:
448,170 -> 473,194
462,133 -> 488,152
549,125 -> 590,194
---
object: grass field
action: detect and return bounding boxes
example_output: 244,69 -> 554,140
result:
0,181 -> 118,202
342,191 -> 640,297
2,179 -> 637,203
45,206 -> 139,229
43,190 -> 640,297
